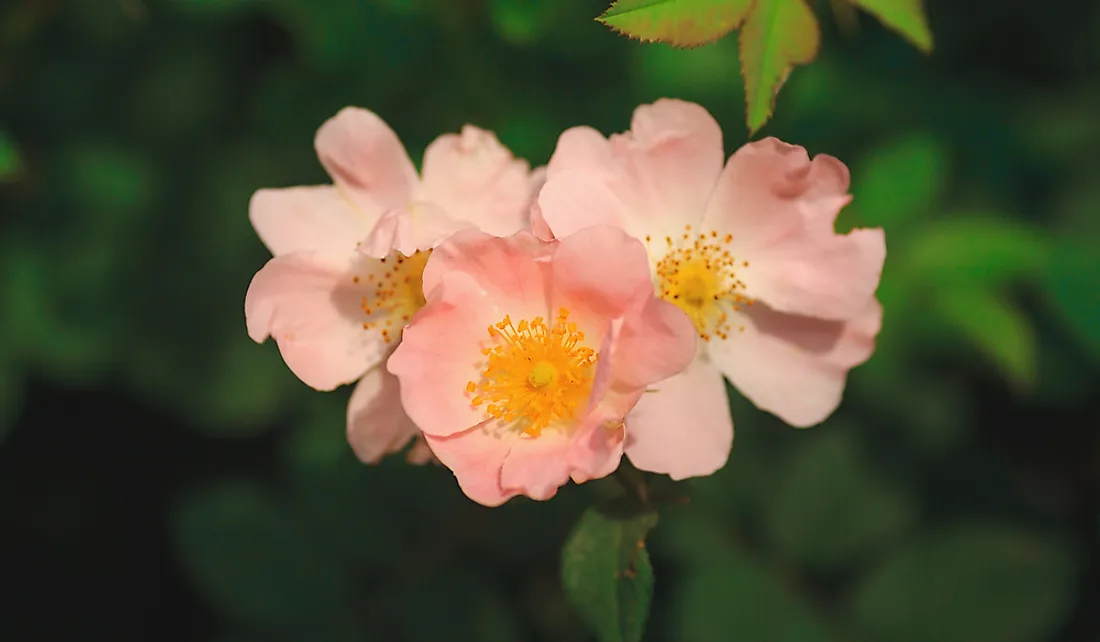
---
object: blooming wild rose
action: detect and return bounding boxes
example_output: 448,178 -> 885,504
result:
387,226 -> 698,506
245,107 -> 543,464
535,99 -> 886,480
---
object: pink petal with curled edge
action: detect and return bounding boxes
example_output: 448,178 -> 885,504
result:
346,364 -> 419,464
357,202 -> 473,259
625,357 -> 733,480
423,424 -> 518,507
387,271 -> 504,438
249,186 -> 371,257
536,170 -> 629,241
420,125 -> 539,238
244,251 -> 393,391
709,298 -> 883,427
314,107 -> 419,214
610,99 -> 725,224
420,228 -> 554,316
704,137 -> 885,320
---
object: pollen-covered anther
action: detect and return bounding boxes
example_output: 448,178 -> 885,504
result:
467,308 -> 596,437
649,225 -> 753,341
358,249 -> 431,343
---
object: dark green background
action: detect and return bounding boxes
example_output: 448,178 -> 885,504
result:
1,0 -> 1098,640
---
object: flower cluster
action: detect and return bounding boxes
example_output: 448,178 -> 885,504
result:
245,100 -> 885,506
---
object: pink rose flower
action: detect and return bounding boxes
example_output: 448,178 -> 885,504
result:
535,99 -> 886,480
244,107 -> 543,464
387,226 -> 697,506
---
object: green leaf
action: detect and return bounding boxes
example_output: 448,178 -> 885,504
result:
598,0 -> 754,47
900,217 -> 1051,289
171,481 -> 351,632
0,131 -> 23,181
561,500 -> 659,642
846,0 -> 933,53
740,0 -> 821,133
850,522 -> 1078,642
934,286 -> 1037,389
1043,242 -> 1100,362
765,430 -> 916,571
847,133 -> 947,230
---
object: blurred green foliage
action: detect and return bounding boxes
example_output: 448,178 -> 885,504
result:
1,0 -> 1099,641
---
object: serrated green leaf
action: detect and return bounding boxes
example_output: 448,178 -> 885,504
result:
1043,242 -> 1100,362
850,522 -> 1077,642
741,0 -> 821,133
561,500 -> 659,642
849,133 -> 947,230
934,286 -> 1037,389
900,217 -> 1051,288
765,431 -> 916,571
846,0 -> 933,53
598,0 -> 754,47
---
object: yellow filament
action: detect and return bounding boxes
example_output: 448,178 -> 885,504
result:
649,226 -> 752,341
467,308 -> 596,437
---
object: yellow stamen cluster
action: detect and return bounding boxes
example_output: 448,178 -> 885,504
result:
466,308 -> 596,437
648,225 -> 752,341
356,249 -> 431,343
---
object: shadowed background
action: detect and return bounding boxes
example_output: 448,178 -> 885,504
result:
1,0 -> 1099,640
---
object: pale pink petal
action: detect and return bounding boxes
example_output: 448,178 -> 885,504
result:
358,202 -> 473,259
244,251 -> 395,390
529,201 -> 555,242
499,431 -> 574,501
708,299 -> 883,427
610,99 -> 725,221
387,271 -> 503,437
625,358 -> 733,480
536,171 -> 630,241
551,225 -> 654,320
739,227 -> 885,320
499,408 -> 627,499
249,186 -> 371,256
419,125 -> 537,237
315,107 -> 418,214
424,425 -> 518,507
420,229 -> 553,315
346,365 -> 419,464
611,296 -> 698,391
568,407 -> 628,484
546,125 -> 616,179
703,137 -> 883,320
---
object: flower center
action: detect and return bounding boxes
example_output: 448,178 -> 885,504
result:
466,308 -> 596,437
356,249 -> 431,344
649,226 -> 752,341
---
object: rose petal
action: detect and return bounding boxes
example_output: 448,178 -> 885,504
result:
536,170 -> 630,241
244,251 -> 395,390
704,137 -> 884,319
424,424 -> 518,506
387,271 -> 502,437
420,125 -> 538,237
249,186 -> 371,256
420,229 -> 554,316
546,125 -> 616,179
551,225 -> 654,320
346,365 -> 419,464
611,99 -> 725,222
315,107 -> 418,214
625,358 -> 733,480
708,299 -> 882,427
358,202 -> 473,259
